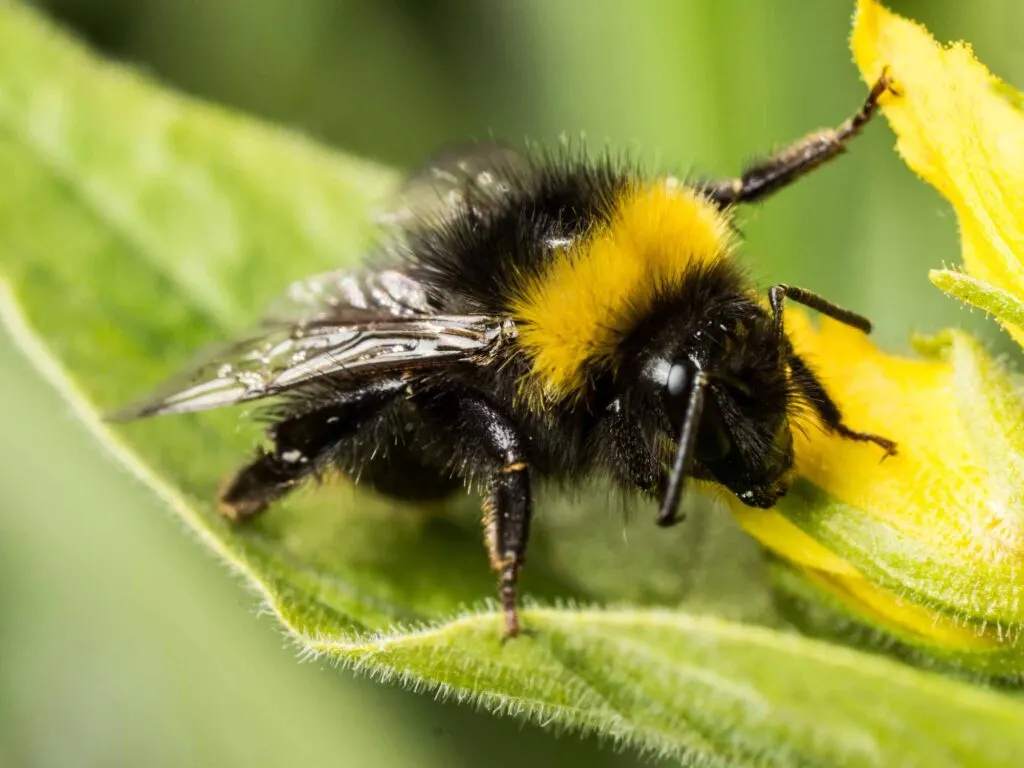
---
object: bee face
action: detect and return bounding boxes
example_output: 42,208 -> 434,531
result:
701,383 -> 794,508
636,309 -> 795,508
705,319 -> 795,508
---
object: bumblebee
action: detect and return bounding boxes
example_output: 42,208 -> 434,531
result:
119,74 -> 897,637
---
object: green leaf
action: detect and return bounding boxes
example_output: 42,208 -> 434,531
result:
930,268 -> 1024,331
3,3 -> 1024,766
993,80 -> 1024,113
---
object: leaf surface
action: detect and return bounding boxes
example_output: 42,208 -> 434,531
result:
2,4 -> 1023,766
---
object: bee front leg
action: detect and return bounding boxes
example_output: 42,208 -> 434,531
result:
786,352 -> 897,457
699,69 -> 895,207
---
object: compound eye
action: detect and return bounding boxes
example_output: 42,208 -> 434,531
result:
661,362 -> 693,429
666,363 -> 688,397
657,360 -> 732,463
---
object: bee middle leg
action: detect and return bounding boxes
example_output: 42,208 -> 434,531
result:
220,377 -> 407,521
422,392 -> 532,639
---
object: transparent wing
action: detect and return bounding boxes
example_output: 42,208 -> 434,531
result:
114,312 -> 514,419
374,140 -> 533,229
114,145 -> 541,420
260,267 -> 433,326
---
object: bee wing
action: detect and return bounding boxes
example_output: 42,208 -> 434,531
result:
114,145 -> 538,421
259,267 -> 433,326
113,313 -> 512,420
374,140 -> 533,229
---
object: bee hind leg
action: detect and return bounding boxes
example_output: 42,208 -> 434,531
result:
220,377 -> 408,522
219,447 -> 301,522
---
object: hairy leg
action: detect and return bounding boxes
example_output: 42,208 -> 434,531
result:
699,70 -> 894,207
220,377 -> 407,521
787,352 -> 897,456
422,392 -> 533,638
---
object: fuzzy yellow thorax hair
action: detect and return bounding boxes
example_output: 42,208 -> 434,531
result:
511,183 -> 737,406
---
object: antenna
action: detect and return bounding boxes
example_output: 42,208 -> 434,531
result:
656,370 -> 707,527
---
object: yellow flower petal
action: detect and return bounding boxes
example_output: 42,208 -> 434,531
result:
802,568 -> 999,652
733,506 -> 860,577
787,312 -> 973,557
852,0 -> 1024,345
731,311 -> 1024,671
735,2 -> 1024,672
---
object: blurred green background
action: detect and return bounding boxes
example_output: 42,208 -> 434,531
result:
2,1 -> 1022,766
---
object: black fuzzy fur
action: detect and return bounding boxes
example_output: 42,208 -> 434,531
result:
225,149 -> 817,514
201,145 -> 896,637
127,77 -> 902,635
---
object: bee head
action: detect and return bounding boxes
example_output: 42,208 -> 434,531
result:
637,308 -> 795,511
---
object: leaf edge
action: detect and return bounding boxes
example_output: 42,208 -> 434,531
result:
5,274 -> 1024,766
